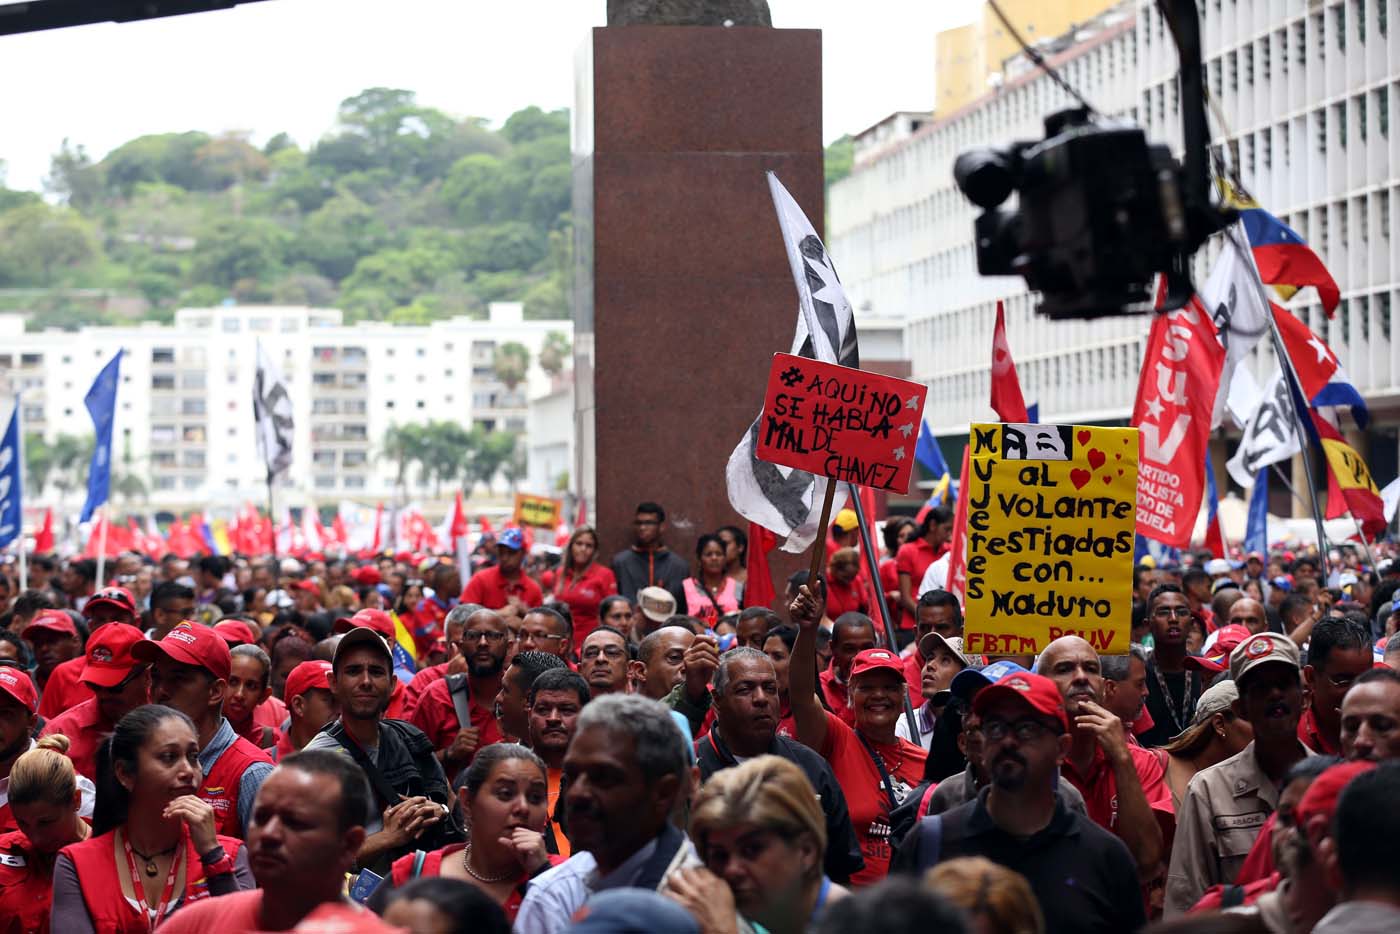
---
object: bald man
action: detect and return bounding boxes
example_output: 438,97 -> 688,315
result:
1038,636 -> 1174,877
629,626 -> 696,700
1225,597 -> 1269,635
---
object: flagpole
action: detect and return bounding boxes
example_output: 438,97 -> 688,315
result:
266,474 -> 277,559
94,505 -> 109,587
846,482 -> 921,741
1229,224 -> 1330,578
14,396 -> 26,592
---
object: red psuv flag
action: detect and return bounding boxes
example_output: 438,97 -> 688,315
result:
1132,287 -> 1225,547
989,301 -> 1029,423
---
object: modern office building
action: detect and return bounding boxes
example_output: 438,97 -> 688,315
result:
0,302 -> 572,513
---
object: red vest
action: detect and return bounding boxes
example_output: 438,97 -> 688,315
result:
60,829 -> 242,933
200,736 -> 272,838
0,829 -> 55,934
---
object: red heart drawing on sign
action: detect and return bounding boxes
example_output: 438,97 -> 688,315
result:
1087,449 -> 1106,470
1102,475 -> 1112,486
1070,469 -> 1091,490
1117,469 -> 1124,476
1115,453 -> 1122,460
1077,430 -> 1091,445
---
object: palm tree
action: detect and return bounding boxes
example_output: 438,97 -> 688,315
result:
492,342 -> 530,390
50,433 -> 94,508
538,331 -> 571,377
380,423 -> 429,497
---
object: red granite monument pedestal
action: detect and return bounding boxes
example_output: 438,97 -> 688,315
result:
574,25 -> 824,577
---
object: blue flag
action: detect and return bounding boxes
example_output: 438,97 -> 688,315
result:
0,404 -> 20,549
1027,402 -> 1039,424
914,422 -> 955,507
1245,470 -> 1269,554
80,350 -> 123,523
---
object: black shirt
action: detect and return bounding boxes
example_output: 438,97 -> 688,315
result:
894,788 -> 1146,934
696,727 -> 865,884
1138,657 -> 1204,748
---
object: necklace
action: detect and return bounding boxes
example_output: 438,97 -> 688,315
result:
461,842 -> 516,884
1152,662 -> 1198,733
128,839 -> 178,877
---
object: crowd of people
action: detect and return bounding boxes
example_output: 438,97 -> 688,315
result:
0,496 -> 1398,933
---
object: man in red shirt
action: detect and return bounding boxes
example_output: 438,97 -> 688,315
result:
0,667 -> 40,833
39,622 -> 149,781
900,589 -> 963,705
135,621 -> 274,837
1299,617 -> 1374,756
459,528 -> 542,615
818,612 -> 877,726
824,548 -> 870,619
332,609 -> 410,718
893,506 -> 953,636
410,606 -> 506,772
37,585 -> 142,719
156,750 -> 399,933
23,609 -> 81,710
401,602 -> 474,719
1038,635 -> 1173,878
271,660 -> 338,761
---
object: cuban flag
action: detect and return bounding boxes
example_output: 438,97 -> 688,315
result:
1203,455 -> 1226,559
1271,305 -> 1367,428
1227,187 -> 1340,316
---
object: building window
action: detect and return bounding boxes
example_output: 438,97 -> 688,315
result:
152,374 -> 175,391
313,372 -> 336,386
1378,87 -> 1389,138
222,318 -> 240,333
181,399 -> 206,416
152,348 -> 174,364
182,426 -> 207,443
182,451 -> 206,469
1356,0 -> 1365,41
315,475 -> 336,489
344,451 -> 368,467
181,476 -> 202,491
344,476 -> 366,490
313,451 -> 336,466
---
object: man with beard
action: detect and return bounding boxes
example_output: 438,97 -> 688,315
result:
1038,636 -> 1172,878
527,667 -> 590,857
38,622 -> 149,781
1340,666 -> 1400,762
495,650 -> 568,741
1166,632 -> 1315,915
515,694 -> 703,934
694,647 -> 864,884
894,671 -> 1145,934
333,610 -> 411,718
1299,618 -> 1375,756
1139,584 -> 1211,747
305,626 -> 453,872
410,606 -> 508,772
578,625 -> 632,698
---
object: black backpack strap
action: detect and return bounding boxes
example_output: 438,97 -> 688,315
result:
330,725 -> 399,810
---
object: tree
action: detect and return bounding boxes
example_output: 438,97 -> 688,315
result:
463,428 -> 518,495
825,135 -> 854,189
501,106 -> 569,145
0,202 -> 102,287
45,139 -> 105,210
418,421 -> 473,496
195,132 -> 271,190
48,434 -> 94,507
114,472 -> 148,504
492,342 -> 531,390
538,331 -> 572,376
24,433 -> 53,498
502,442 -> 528,493
189,217 -> 288,292
380,423 -> 430,496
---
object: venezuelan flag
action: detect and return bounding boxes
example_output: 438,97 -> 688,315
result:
1220,180 -> 1339,316
388,610 -> 418,677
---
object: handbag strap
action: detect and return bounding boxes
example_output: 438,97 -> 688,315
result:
447,673 -> 474,734
855,730 -> 899,812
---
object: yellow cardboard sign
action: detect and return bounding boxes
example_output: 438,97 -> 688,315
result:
513,493 -> 562,529
963,423 -> 1138,656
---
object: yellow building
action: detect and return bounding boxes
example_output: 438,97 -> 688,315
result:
936,0 -> 1120,114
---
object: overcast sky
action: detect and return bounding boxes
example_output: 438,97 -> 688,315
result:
0,0 -> 978,192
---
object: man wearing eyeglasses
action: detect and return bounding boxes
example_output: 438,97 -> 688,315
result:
516,607 -> 573,663
894,671 -> 1145,934
578,625 -> 633,697
1138,584 -> 1210,747
1298,618 -> 1375,756
38,622 -> 149,783
410,607 -> 508,772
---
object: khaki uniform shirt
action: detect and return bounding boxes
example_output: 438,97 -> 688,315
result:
1165,740 -> 1314,916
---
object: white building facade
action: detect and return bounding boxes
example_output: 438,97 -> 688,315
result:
829,0 -> 1400,483
0,303 -> 573,511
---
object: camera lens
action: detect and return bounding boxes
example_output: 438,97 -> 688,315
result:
954,149 -> 1016,209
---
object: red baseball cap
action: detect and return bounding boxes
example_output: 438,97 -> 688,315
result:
85,586 -> 138,619
0,667 -> 37,714
972,671 -> 1070,733
350,566 -> 382,587
22,609 -> 80,640
290,580 -> 320,594
80,623 -> 147,688
334,608 -> 395,641
213,619 -> 258,647
132,621 -> 232,681
848,647 -> 905,682
1297,760 -> 1376,829
283,660 -> 334,703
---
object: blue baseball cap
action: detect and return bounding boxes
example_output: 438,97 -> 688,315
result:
949,659 -> 1030,702
1271,576 -> 1293,592
497,527 -> 525,551
568,889 -> 699,934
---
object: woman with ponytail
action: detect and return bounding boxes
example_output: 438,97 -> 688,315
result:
0,735 -> 90,934
50,705 -> 254,933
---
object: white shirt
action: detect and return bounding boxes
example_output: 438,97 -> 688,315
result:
918,553 -> 950,597
0,739 -> 96,817
514,851 -> 597,934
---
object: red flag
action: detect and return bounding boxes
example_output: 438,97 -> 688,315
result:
744,521 -> 779,609
1311,414 -> 1387,538
989,301 -> 1029,422
479,514 -> 494,535
1131,284 -> 1225,547
945,449 -> 972,606
82,514 -> 109,559
449,492 -> 469,540
575,496 -> 588,528
333,513 -> 348,548
34,508 -> 53,554
370,503 -> 384,553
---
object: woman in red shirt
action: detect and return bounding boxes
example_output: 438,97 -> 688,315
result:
824,548 -> 870,619
879,517 -> 917,613
789,584 -> 927,886
895,508 -> 954,635
683,534 -> 742,627
0,735 -> 90,934
553,526 -> 617,655
380,743 -> 562,924
50,705 -> 252,933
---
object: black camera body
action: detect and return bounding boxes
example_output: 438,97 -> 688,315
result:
954,0 -> 1234,320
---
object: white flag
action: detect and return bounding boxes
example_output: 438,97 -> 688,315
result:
1227,369 -> 1301,489
1201,235 -> 1271,429
253,341 -> 294,481
726,173 -> 859,553
338,501 -> 380,552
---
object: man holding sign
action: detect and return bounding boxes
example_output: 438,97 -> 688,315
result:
961,423 -> 1138,658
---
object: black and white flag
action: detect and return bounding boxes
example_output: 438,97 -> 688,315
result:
1226,368 -> 1300,489
726,173 -> 859,553
253,341 -> 294,482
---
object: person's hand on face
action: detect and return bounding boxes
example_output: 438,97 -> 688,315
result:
668,866 -> 740,934
1074,699 -> 1129,763
501,826 -> 549,875
164,794 -> 219,855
